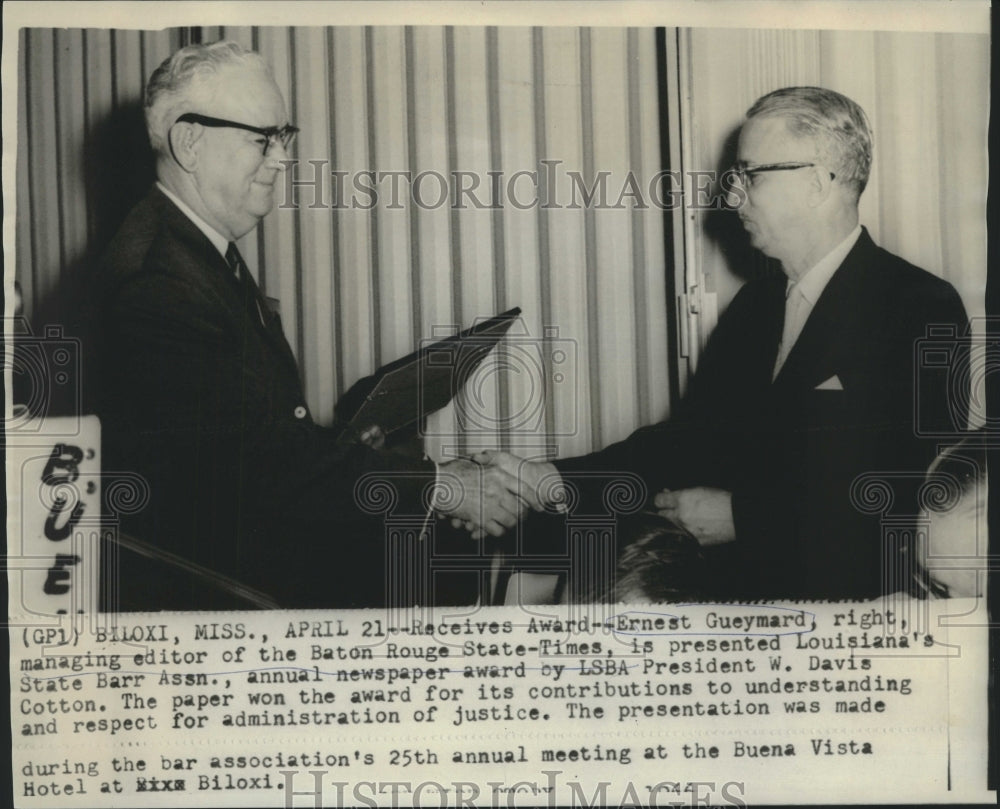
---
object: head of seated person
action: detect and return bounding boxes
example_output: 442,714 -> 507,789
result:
591,512 -> 707,602
914,432 -> 988,598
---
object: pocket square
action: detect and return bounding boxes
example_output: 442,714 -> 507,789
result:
815,375 -> 843,390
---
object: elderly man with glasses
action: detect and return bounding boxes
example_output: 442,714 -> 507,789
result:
93,41 -> 530,610
490,86 -> 969,600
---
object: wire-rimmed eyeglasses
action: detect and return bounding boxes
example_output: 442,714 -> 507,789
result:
173,112 -> 299,156
728,161 -> 835,188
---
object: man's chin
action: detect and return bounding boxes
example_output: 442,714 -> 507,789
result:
248,194 -> 277,218
230,212 -> 271,240
745,231 -> 769,253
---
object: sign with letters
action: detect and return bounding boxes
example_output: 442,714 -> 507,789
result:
7,416 -> 101,617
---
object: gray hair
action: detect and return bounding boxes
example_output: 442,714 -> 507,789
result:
747,86 -> 873,199
144,40 -> 271,152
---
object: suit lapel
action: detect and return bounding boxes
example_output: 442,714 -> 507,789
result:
239,267 -> 301,375
151,187 -> 243,301
151,187 -> 303,382
760,274 -> 787,379
771,229 -> 874,392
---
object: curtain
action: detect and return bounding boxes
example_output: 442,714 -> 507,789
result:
22,26 -> 982,455
15,25 -> 671,461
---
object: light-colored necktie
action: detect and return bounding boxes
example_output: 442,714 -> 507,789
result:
773,283 -> 805,379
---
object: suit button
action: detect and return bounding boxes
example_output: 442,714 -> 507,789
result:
294,406 -> 307,419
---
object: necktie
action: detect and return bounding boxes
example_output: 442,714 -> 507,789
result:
773,282 -> 805,379
226,243 -> 267,327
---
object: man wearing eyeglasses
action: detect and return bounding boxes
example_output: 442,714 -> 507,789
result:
492,86 -> 968,599
93,41 -> 528,609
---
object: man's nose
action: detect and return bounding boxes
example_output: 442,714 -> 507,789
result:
266,141 -> 292,169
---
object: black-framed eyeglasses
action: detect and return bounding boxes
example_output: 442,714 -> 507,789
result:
728,161 -> 834,188
173,112 -> 299,156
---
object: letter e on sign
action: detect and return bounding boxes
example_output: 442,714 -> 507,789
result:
8,416 -> 101,616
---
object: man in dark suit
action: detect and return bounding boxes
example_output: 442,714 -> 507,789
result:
94,41 -> 531,610
485,87 -> 968,599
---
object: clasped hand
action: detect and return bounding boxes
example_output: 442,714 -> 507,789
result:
438,451 -> 561,539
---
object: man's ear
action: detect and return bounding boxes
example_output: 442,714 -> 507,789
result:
807,164 -> 835,207
168,122 -> 203,172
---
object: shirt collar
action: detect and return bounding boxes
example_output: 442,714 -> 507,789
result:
788,224 -> 862,304
157,182 -> 231,260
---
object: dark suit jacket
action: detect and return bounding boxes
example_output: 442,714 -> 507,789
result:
94,187 -> 437,610
555,229 -> 969,599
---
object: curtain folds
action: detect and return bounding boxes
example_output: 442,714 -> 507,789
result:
16,25 -> 670,459
15,25 -> 987,456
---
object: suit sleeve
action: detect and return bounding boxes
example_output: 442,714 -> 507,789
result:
553,280 -> 767,504
101,262 -> 436,534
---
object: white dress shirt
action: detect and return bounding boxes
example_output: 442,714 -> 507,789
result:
773,224 -> 862,378
157,182 -> 231,264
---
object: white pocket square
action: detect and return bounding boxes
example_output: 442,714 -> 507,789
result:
815,375 -> 843,390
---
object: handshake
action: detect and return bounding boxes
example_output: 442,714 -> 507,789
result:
357,427 -> 736,545
435,451 -> 565,539
354,425 -> 562,538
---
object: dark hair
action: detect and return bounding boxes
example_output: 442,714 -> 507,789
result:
923,432 -> 987,510
588,512 -> 706,602
911,431 -> 989,598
